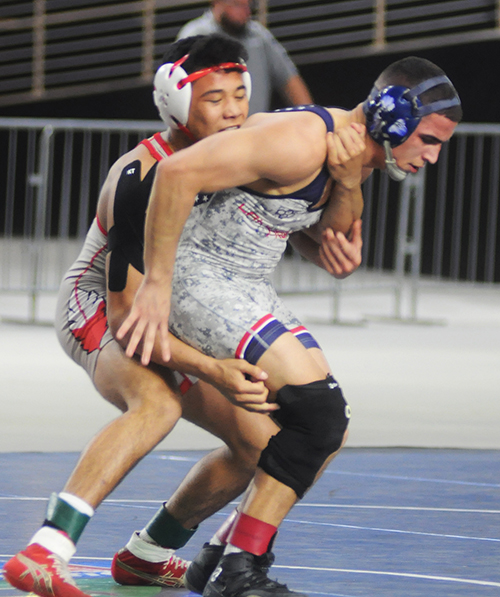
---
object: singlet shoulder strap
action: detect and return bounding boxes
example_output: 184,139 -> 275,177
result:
275,105 -> 334,133
95,214 -> 107,236
139,132 -> 174,161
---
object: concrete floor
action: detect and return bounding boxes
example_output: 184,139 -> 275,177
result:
1,278 -> 499,452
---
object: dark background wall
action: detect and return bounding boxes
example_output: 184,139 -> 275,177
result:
0,40 -> 497,123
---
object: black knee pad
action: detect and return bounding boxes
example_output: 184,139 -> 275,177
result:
258,376 -> 350,498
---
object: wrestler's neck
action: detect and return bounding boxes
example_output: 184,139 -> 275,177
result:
328,104 -> 363,127
161,128 -> 196,153
329,104 -> 384,171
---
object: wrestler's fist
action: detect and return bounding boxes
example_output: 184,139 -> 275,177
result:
326,122 -> 366,189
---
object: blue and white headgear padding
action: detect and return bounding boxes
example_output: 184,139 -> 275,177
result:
363,75 -> 460,181
153,54 -> 251,133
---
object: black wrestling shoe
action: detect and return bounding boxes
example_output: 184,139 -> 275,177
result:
202,552 -> 308,597
185,543 -> 225,594
185,544 -> 277,594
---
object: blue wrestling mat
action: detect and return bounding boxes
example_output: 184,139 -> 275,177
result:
1,449 -> 500,597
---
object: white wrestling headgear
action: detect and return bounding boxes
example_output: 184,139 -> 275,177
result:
153,54 -> 252,131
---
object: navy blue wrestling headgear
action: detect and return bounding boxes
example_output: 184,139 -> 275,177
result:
363,75 -> 460,148
363,75 -> 461,181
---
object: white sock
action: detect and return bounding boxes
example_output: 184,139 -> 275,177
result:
223,543 -> 243,555
209,508 -> 239,546
26,492 -> 94,564
58,492 -> 95,517
127,531 -> 177,563
209,533 -> 224,546
29,527 -> 76,563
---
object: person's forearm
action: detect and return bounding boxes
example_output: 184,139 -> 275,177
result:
288,231 -> 322,267
289,179 -> 364,265
320,183 -> 364,237
163,333 -> 224,383
143,161 -> 197,286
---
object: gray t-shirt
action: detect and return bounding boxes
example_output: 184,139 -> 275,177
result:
177,11 -> 299,115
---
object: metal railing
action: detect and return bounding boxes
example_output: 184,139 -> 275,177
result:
274,123 -> 500,322
0,116 -> 159,321
0,117 -> 499,323
1,0 -> 499,107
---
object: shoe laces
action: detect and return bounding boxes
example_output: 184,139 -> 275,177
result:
241,556 -> 287,590
48,554 -> 78,587
166,554 -> 188,571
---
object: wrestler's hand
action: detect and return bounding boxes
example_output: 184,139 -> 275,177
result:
116,278 -> 171,365
212,359 -> 277,414
320,219 -> 362,279
326,123 -> 366,189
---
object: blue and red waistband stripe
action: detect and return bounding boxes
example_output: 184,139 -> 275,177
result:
236,314 -> 287,364
290,325 -> 320,350
236,317 -> 319,364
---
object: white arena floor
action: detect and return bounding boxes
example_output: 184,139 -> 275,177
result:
1,279 -> 499,452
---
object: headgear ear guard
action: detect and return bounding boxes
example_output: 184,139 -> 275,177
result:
153,54 -> 252,132
363,74 -> 461,181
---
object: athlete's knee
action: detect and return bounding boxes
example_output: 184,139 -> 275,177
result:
228,435 -> 266,477
132,374 -> 182,421
225,415 -> 278,474
272,376 -> 350,454
258,376 -> 351,498
97,353 -> 181,421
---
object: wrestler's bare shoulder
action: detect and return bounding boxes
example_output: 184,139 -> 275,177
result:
96,142 -> 158,229
244,108 -> 336,132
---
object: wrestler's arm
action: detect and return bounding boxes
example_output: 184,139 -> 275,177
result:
302,176 -> 364,278
289,123 -> 365,277
118,113 -> 329,364
319,122 -> 366,235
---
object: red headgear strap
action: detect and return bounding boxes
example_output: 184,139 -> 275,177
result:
170,54 -> 249,90
175,120 -> 197,143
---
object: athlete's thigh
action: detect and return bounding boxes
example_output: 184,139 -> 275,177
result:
56,270 -> 113,381
172,271 -> 331,390
182,381 -> 279,453
94,340 -> 179,413
170,271 -> 277,360
256,332 -> 330,393
307,346 -> 331,376
268,294 -> 332,378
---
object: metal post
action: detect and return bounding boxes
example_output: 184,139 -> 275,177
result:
28,125 -> 54,323
374,0 -> 386,49
395,170 -> 423,319
32,0 -> 46,99
394,168 -> 440,323
330,280 -> 341,323
408,170 -> 425,319
142,0 -> 156,82
394,176 -> 412,318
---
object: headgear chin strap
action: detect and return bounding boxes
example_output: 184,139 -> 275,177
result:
153,54 -> 252,134
383,141 -> 408,182
363,74 -> 460,181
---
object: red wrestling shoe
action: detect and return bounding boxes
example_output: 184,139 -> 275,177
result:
112,539 -> 189,588
3,543 -> 90,597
